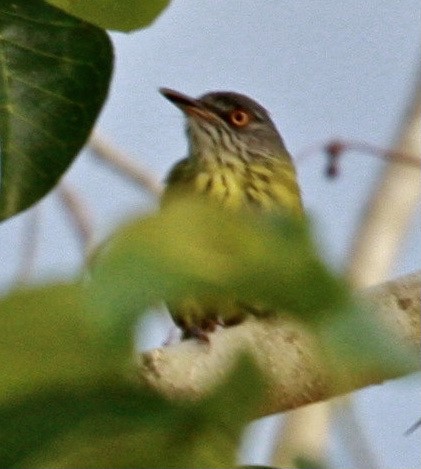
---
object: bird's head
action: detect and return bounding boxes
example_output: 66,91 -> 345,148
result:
160,88 -> 287,162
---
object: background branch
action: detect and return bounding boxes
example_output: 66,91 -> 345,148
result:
88,130 -> 164,197
58,182 -> 96,260
273,55 -> 421,468
15,206 -> 41,285
345,60 -> 421,288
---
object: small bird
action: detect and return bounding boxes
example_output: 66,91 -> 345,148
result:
160,88 -> 303,339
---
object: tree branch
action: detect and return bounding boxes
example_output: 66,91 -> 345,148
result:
58,181 -> 96,260
88,130 -> 164,197
138,271 -> 420,418
15,206 -> 41,285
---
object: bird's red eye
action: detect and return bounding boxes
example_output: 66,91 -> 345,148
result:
229,109 -> 250,127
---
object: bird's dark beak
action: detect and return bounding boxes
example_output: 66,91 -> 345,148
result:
159,88 -> 217,122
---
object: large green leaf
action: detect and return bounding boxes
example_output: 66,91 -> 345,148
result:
46,0 -> 170,32
0,0 -> 113,221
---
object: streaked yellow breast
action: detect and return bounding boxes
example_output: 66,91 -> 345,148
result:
163,151 -> 303,216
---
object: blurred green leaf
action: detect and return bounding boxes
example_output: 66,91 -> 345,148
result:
91,197 -> 349,344
0,381 -> 171,468
294,456 -> 328,469
316,302 -> 419,390
241,467 -> 281,469
0,284 -> 120,402
46,0 -> 170,32
3,357 -> 262,468
0,277 -> 265,468
0,282 -> 144,467
0,0 -> 113,220
198,354 -> 265,438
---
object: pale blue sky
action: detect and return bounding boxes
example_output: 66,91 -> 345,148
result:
0,1 -> 420,468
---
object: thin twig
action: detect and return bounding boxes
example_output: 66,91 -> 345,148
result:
15,205 -> 41,285
404,418 -> 421,436
296,139 -> 421,175
58,181 -> 95,260
88,130 -> 164,197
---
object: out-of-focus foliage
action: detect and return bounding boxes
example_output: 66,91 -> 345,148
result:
91,197 -> 348,334
0,196 -> 415,467
0,283 -> 263,468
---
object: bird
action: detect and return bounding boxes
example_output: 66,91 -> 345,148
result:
160,88 -> 303,339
